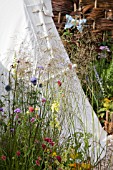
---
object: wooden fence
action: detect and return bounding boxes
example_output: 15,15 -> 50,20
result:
105,111 -> 113,134
52,0 -> 113,35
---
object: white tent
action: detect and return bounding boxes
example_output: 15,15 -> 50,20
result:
0,0 -> 107,163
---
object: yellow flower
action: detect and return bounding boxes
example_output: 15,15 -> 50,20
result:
35,107 -> 39,111
70,153 -> 78,159
69,163 -> 76,167
51,101 -> 59,113
26,110 -> 30,114
103,102 -> 110,109
104,98 -> 111,103
52,152 -> 57,157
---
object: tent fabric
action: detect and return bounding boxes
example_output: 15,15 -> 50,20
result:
0,0 -> 107,163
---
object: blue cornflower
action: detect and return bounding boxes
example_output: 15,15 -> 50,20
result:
30,77 -> 37,86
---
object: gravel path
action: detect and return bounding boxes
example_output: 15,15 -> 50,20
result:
94,135 -> 113,170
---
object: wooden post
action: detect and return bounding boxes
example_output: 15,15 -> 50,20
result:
74,3 -> 77,12
105,110 -> 109,132
93,0 -> 97,30
79,0 -> 82,11
111,112 -> 113,129
94,0 -> 97,8
58,12 -> 61,24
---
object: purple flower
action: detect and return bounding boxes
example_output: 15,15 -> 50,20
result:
14,108 -> 21,113
30,77 -> 37,86
0,108 -> 3,112
42,98 -> 46,103
37,66 -> 44,70
30,117 -> 35,123
99,46 -> 110,52
10,128 -> 14,132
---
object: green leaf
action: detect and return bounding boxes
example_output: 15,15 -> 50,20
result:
98,108 -> 106,113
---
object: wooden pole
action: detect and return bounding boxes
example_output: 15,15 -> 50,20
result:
79,0 -> 82,11
94,0 -> 97,8
58,12 -> 61,24
93,0 -> 97,30
105,110 -> 109,132
74,3 -> 77,12
111,112 -> 113,133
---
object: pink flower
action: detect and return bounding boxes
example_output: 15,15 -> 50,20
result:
30,117 -> 35,123
57,80 -> 62,87
42,98 -> 46,103
36,159 -> 40,166
16,151 -> 21,157
1,155 -> 6,161
29,107 -> 35,112
56,155 -> 61,163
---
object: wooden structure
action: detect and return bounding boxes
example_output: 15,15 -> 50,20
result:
52,0 -> 113,35
52,0 -> 74,29
105,111 -> 113,134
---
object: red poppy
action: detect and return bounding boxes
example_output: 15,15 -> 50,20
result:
29,106 -> 35,112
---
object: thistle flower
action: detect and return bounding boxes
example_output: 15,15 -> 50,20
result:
30,77 -> 37,86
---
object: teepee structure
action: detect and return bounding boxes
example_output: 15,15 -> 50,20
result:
0,0 -> 107,163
